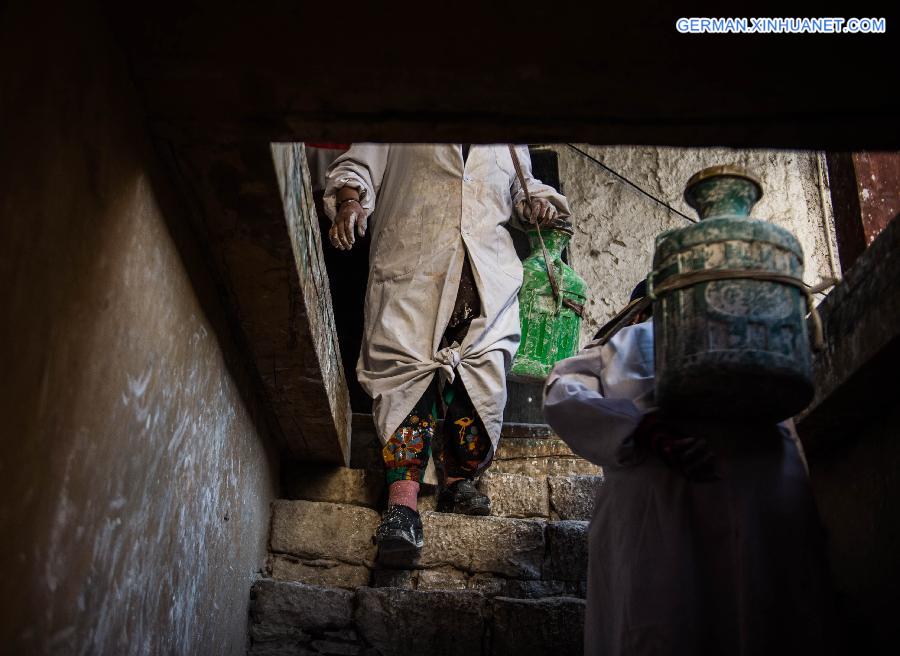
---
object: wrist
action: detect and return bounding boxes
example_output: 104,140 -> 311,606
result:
336,187 -> 361,204
337,197 -> 361,211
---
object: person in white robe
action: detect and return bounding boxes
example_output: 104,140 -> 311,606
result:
324,144 -> 570,553
543,290 -> 837,656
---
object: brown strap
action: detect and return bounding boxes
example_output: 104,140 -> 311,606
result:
648,268 -> 836,350
598,268 -> 834,352
562,298 -> 586,317
508,145 -> 569,314
598,269 -> 837,350
595,296 -> 653,345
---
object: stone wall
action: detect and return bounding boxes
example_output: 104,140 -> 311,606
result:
547,145 -> 841,343
0,3 -> 278,654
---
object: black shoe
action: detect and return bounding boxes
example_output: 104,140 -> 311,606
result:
437,479 -> 491,516
376,505 -> 424,554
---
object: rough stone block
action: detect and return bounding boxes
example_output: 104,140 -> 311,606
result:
250,622 -> 312,645
490,596 -> 586,656
490,455 -> 601,477
478,471 -> 549,518
249,580 -> 354,632
543,521 -> 589,582
374,545 -> 422,571
270,500 -> 379,566
417,567 -> 469,591
310,639 -> 363,655
548,475 -> 602,520
552,458 -> 602,477
355,587 -> 488,656
268,554 -> 371,588
495,437 -> 576,460
283,464 -> 384,508
500,422 -> 557,439
419,512 -> 545,579
467,573 -> 507,596
467,575 -> 566,599
248,644 -> 318,656
370,567 -> 417,590
504,579 -> 570,599
418,492 -> 437,512
492,437 -> 602,478
324,628 -> 360,642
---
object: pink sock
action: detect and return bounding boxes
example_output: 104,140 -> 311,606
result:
388,480 -> 420,511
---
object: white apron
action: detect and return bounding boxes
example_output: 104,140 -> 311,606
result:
324,144 -> 570,454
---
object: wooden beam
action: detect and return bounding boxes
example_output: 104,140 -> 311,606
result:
106,2 -> 900,149
797,215 -> 900,455
273,143 -> 352,463
160,138 -> 350,464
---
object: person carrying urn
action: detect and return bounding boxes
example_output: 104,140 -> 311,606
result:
542,281 -> 839,656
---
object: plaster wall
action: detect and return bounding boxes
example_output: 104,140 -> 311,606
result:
0,3 -> 278,653
549,145 -> 840,343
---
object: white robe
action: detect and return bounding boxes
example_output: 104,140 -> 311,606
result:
324,144 -> 570,452
543,321 -> 837,656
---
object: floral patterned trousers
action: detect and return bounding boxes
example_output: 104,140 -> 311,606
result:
382,375 -> 493,485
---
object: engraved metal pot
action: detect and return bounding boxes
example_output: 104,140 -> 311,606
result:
651,166 -> 814,422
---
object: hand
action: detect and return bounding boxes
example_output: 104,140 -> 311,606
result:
663,437 -> 718,482
633,412 -> 719,482
329,198 -> 367,250
520,197 -> 558,226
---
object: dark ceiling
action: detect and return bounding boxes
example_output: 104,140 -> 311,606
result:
105,1 -> 900,149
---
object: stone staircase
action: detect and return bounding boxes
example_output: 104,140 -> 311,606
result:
248,418 -> 602,656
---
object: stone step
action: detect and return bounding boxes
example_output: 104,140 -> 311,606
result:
249,579 -> 585,656
284,417 -> 602,521
476,471 -> 600,520
268,500 -> 588,598
282,464 -> 601,521
282,464 -> 384,509
491,437 -> 602,478
367,567 -> 586,600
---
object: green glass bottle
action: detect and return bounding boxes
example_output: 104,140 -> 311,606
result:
510,227 -> 588,382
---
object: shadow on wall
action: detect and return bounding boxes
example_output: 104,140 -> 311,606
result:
0,2 -> 279,654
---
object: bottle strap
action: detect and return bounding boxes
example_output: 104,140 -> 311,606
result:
508,145 -> 564,312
